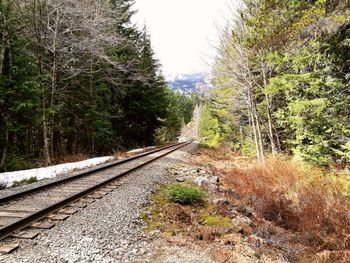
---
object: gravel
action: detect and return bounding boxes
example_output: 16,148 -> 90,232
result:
0,143 -> 197,263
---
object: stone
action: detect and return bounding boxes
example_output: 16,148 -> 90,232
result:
194,175 -> 218,191
176,177 -> 185,182
194,176 -> 207,186
232,215 -> 252,227
212,198 -> 230,205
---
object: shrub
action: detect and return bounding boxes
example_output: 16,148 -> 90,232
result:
5,153 -> 34,171
12,176 -> 38,187
221,158 -> 350,250
166,183 -> 206,205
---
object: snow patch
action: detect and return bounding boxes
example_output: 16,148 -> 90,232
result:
127,146 -> 156,154
0,156 -> 114,187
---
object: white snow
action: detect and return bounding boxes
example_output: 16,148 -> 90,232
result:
0,156 -> 114,187
127,146 -> 156,154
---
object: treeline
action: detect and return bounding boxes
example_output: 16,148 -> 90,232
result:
0,0 -> 194,172
201,0 -> 350,166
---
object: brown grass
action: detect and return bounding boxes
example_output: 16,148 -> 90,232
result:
220,158 -> 350,251
53,153 -> 89,164
112,151 -> 129,159
312,250 -> 350,263
163,203 -> 196,224
199,144 -> 237,160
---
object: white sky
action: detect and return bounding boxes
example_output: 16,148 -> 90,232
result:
133,0 -> 238,76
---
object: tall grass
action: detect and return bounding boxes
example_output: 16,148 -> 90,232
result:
221,158 -> 350,250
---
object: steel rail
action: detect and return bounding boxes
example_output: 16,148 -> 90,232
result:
0,140 -> 193,240
0,141 -> 189,205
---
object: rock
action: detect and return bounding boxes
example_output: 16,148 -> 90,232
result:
194,176 -> 218,191
236,206 -> 255,218
201,180 -> 218,191
211,176 -> 219,183
212,198 -> 230,205
194,176 -> 207,186
232,215 -> 252,227
176,177 -> 185,182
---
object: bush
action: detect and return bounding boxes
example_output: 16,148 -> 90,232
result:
221,158 -> 350,250
5,153 -> 34,172
167,183 -> 207,205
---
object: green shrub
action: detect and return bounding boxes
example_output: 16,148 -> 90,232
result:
5,153 -> 35,172
12,176 -> 38,187
166,183 -> 206,205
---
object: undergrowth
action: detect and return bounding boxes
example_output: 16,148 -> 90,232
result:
53,153 -> 89,164
166,183 -> 207,205
220,158 -> 350,251
143,183 -> 234,241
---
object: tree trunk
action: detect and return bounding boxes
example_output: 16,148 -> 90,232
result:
0,9 -> 11,171
89,50 -> 95,154
261,62 -> 276,156
250,109 -> 261,161
273,125 -> 282,152
265,94 -> 277,155
0,114 -> 9,171
248,87 -> 264,162
1,9 -> 10,76
253,104 -> 264,162
50,10 -> 59,158
42,95 -> 51,166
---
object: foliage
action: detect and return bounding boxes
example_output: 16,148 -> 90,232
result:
0,0 -> 195,171
206,0 -> 350,166
166,183 -> 207,205
155,90 -> 196,144
199,86 -> 237,148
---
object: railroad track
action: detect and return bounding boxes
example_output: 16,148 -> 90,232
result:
0,140 -> 193,253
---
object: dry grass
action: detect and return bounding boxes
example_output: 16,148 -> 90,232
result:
112,151 -> 129,159
163,203 -> 197,224
312,250 -> 350,263
53,153 -> 89,164
220,158 -> 350,251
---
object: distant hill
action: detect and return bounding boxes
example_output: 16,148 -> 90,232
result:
166,73 -> 210,95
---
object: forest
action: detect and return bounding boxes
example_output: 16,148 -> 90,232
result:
201,0 -> 350,167
0,0 -> 195,172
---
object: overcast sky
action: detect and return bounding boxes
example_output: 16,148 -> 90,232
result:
133,0 -> 238,77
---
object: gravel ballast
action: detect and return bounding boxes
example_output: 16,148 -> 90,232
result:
0,143 -> 197,263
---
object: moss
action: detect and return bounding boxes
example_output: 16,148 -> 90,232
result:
206,216 -> 232,227
142,186 -> 171,233
140,211 -> 148,221
12,176 -> 38,187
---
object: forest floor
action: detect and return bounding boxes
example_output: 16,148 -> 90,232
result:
141,146 -> 350,263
